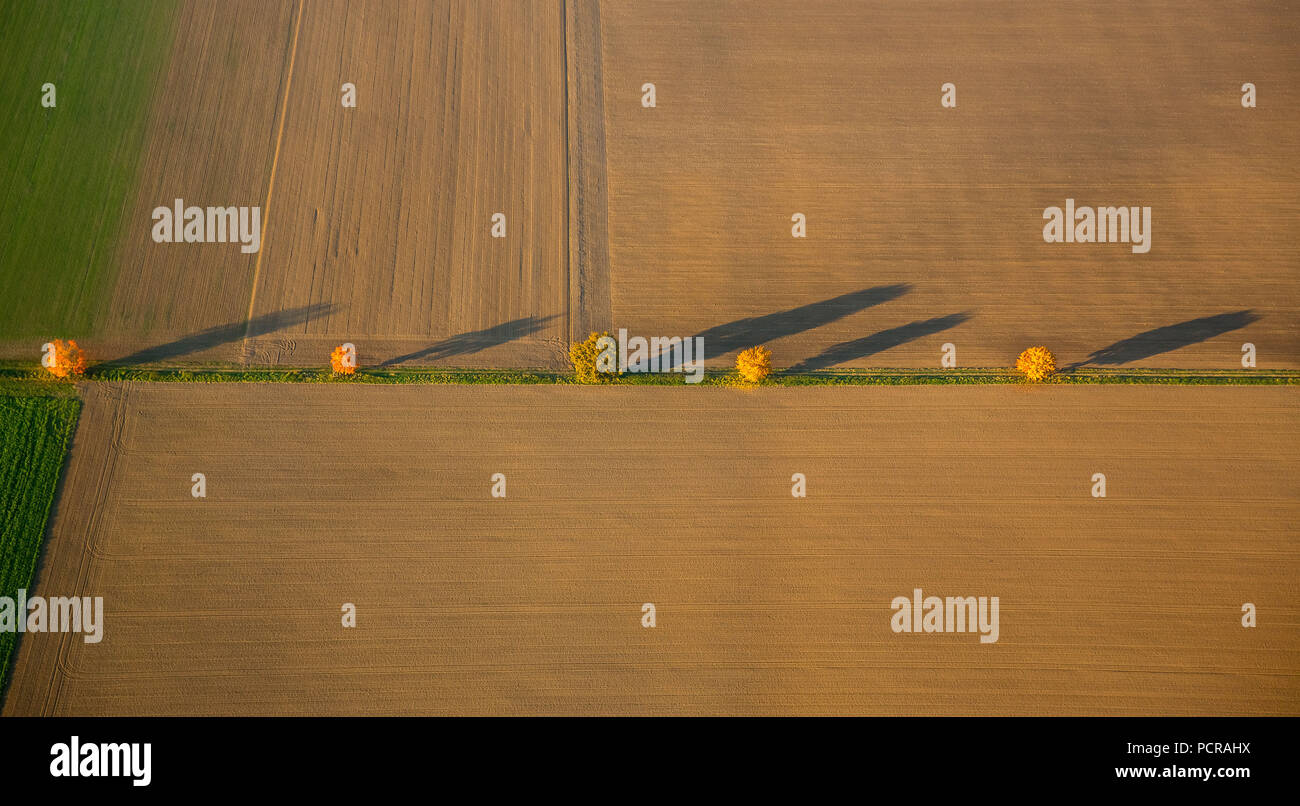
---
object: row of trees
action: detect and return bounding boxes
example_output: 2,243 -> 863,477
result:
39,339 -> 1058,383
36,340 -> 363,379
566,332 -> 775,385
567,333 -> 1057,383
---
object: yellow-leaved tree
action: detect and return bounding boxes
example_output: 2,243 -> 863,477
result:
569,331 -> 618,383
735,345 -> 772,384
1016,346 -> 1056,382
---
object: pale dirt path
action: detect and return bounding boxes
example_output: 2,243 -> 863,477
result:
240,0 -> 305,361
4,383 -> 1295,715
565,0 -> 613,340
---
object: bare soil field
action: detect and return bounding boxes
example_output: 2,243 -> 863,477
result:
599,0 -> 1300,370
245,0 -> 571,368
4,382 -> 1295,716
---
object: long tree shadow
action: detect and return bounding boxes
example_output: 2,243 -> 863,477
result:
380,314 -> 559,366
1073,310 -> 1260,367
788,312 -> 972,372
678,284 -> 912,362
102,302 -> 336,366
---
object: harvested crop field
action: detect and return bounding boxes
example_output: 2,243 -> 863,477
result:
598,0 -> 1300,370
244,0 -> 571,369
101,0 -> 293,355
4,382 -> 1295,716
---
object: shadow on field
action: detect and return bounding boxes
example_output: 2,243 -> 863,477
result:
678,284 -> 912,362
1073,310 -> 1260,366
788,312 -> 972,372
380,315 -> 559,366
103,302 -> 336,366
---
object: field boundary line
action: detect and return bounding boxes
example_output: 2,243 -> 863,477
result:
564,0 -> 613,343
2,366 -> 1297,388
241,0 -> 305,363
561,0 -> 571,343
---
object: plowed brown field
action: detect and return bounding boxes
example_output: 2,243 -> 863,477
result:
245,0 -> 571,368
5,383 -> 1295,715
600,0 -> 1300,370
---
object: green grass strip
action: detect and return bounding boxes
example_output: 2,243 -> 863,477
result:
0,394 -> 80,697
0,365 -> 1295,387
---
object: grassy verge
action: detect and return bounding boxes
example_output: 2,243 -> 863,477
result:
0,393 -> 81,696
0,365 -> 1295,387
0,0 -> 179,340
771,367 -> 1300,386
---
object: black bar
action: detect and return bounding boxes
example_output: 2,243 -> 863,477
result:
1,716 -> 1288,794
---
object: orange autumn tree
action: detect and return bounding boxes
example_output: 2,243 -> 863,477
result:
1016,346 -> 1056,382
735,345 -> 772,384
330,343 -> 357,375
42,339 -> 87,380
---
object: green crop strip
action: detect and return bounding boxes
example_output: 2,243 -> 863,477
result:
0,394 -> 81,698
0,365 -> 1294,387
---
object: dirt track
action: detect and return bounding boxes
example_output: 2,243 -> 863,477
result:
5,382 -> 1295,716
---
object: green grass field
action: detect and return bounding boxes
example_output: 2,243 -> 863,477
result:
0,0 -> 178,342
0,394 -> 80,696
